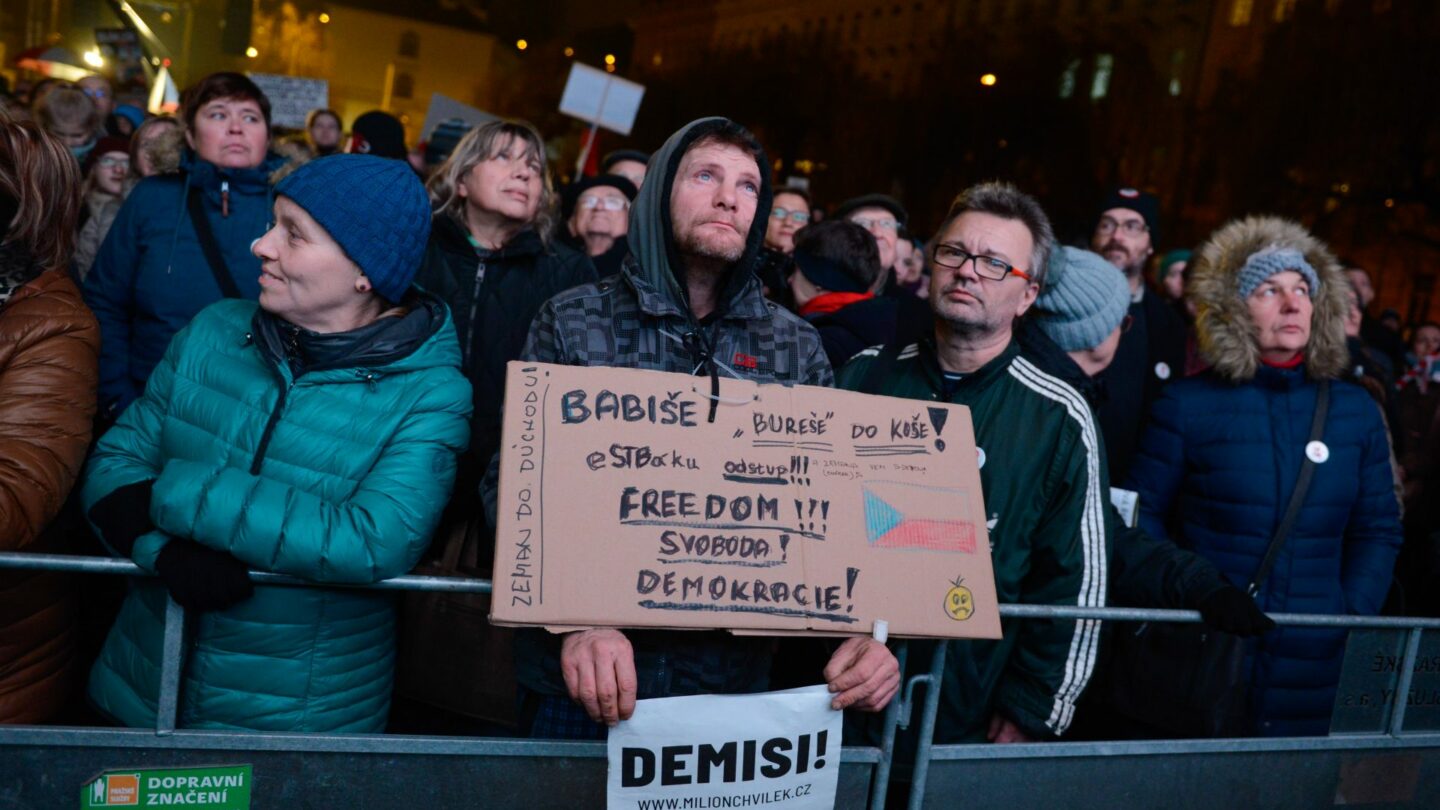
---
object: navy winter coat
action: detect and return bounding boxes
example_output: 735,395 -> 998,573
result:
1127,365 -> 1401,736
83,151 -> 286,418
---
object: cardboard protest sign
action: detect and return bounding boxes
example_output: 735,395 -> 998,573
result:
608,686 -> 840,810
246,73 -> 328,129
491,362 -> 1001,640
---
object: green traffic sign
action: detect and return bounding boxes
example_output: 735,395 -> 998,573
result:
81,764 -> 252,808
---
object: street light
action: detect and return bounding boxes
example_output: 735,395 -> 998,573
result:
564,46 -> 574,57
516,39 -> 528,51
604,53 -> 616,65
980,73 -> 997,86
83,48 -> 104,68
318,12 -> 330,23
245,46 -> 259,58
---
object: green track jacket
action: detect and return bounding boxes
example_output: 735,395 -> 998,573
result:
838,338 -> 1109,741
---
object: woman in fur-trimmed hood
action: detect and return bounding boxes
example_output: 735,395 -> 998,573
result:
1189,216 -> 1350,382
1125,216 -> 1402,737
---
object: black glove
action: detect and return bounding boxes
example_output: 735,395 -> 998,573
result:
154,539 -> 255,613
1197,586 -> 1276,637
88,480 -> 155,556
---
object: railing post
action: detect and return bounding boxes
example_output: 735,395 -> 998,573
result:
1387,628 -> 1423,737
867,641 -> 907,810
155,595 -> 186,736
905,641 -> 948,810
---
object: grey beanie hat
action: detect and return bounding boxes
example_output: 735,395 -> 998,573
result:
1236,246 -> 1320,299
1033,246 -> 1131,351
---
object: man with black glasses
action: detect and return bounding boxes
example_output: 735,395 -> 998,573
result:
1087,187 -> 1186,482
839,181 -> 1108,744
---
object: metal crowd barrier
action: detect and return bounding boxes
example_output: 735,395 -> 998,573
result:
3,551 -> 1439,809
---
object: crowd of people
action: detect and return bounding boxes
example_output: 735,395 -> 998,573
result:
2,70 -> 1435,761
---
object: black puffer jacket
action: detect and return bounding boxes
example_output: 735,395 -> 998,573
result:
414,216 -> 596,534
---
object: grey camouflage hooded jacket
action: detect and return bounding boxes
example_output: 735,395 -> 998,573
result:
508,118 -> 832,714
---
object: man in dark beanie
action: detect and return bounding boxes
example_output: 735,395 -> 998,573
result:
348,110 -> 409,161
560,173 -> 636,277
1087,186 -> 1186,482
600,148 -> 648,189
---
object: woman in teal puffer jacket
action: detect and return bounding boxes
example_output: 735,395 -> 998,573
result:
82,154 -> 472,732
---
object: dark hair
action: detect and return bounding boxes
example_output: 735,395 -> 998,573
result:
773,186 -> 812,208
793,219 -> 883,290
181,72 -> 271,131
689,120 -> 765,170
0,106 -> 82,271
933,181 -> 1055,287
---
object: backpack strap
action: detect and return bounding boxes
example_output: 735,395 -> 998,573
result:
186,183 -> 243,299
1249,379 -> 1331,594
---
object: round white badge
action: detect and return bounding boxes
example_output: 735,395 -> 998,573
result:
1155,362 -> 1172,381
976,447 -> 987,470
1306,441 -> 1330,464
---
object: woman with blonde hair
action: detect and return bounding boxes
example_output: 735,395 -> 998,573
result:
0,107 -> 101,723
406,120 -> 594,721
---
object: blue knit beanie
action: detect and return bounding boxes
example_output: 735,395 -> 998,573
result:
1033,246 -> 1132,352
1236,246 -> 1319,300
276,154 -> 431,303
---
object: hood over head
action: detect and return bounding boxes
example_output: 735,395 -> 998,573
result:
1188,215 -> 1348,382
626,117 -> 772,318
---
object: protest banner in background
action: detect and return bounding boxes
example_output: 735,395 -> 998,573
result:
246,73 -> 328,129
420,93 -> 499,144
491,362 -> 1001,640
94,29 -> 145,94
608,686 -> 841,810
559,62 -> 646,136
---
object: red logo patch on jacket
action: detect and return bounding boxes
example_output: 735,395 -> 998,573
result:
733,352 -> 759,370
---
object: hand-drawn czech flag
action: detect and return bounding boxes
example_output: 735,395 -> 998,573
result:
862,481 -> 977,553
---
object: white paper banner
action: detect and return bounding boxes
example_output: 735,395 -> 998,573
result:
559,62 -> 646,136
607,685 -> 841,810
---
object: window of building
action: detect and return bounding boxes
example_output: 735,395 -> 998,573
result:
1169,48 -> 1185,95
393,72 -> 414,99
1090,53 -> 1113,100
398,31 -> 419,58
1059,58 -> 1080,98
1273,0 -> 1296,21
1229,0 -> 1253,26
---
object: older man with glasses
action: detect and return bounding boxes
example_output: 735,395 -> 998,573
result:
839,181 -> 1108,748
834,193 -> 907,273
563,173 -> 637,276
1086,186 -> 1187,483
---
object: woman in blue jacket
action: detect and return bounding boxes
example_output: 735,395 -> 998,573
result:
83,72 -> 288,421
82,154 -> 472,732
1127,216 -> 1402,736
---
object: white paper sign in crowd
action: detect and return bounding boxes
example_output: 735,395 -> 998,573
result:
607,686 -> 842,810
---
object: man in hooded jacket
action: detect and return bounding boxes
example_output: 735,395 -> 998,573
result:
495,117 -> 899,738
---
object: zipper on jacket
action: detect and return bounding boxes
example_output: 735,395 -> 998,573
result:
250,378 -> 294,474
221,180 -> 230,217
465,259 -> 487,364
